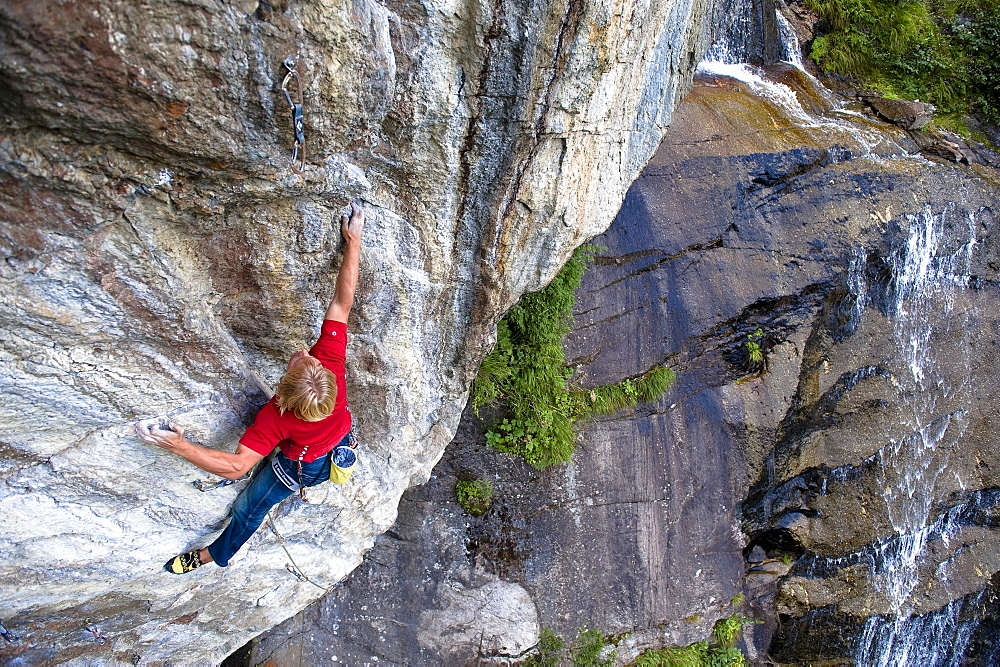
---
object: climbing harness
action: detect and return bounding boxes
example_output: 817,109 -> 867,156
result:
280,56 -> 305,171
83,625 -> 109,646
192,474 -> 251,492
0,621 -> 19,644
268,454 -> 310,502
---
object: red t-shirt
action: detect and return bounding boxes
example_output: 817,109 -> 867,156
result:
240,319 -> 352,462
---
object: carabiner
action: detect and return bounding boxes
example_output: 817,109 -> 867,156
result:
192,474 -> 250,492
280,56 -> 305,171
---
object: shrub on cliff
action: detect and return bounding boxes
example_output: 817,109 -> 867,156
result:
473,244 -> 675,469
807,0 -> 1000,127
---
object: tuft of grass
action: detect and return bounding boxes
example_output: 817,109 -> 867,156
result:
473,244 -> 675,469
570,627 -> 616,666
455,479 -> 494,516
634,612 -> 760,667
713,614 -> 755,649
571,367 -> 677,419
525,627 -> 616,667
744,328 -> 765,368
525,627 -> 566,667
634,641 -> 744,667
635,642 -> 746,667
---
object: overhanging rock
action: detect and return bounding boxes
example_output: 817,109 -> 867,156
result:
0,0 -> 718,661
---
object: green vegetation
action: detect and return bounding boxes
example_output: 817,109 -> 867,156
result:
806,0 -> 1000,128
473,244 -> 676,469
634,641 -> 745,667
525,627 -> 617,667
455,479 -> 494,515
633,613 -> 760,667
735,328 -> 768,382
526,628 -> 566,667
712,614 -> 755,648
570,628 -> 617,666
744,328 -> 765,369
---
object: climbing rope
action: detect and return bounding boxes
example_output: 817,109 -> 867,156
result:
266,510 -> 330,592
280,56 -> 305,171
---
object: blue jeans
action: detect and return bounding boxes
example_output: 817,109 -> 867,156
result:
206,447 -> 334,567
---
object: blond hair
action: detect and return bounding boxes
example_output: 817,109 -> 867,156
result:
275,362 -> 338,422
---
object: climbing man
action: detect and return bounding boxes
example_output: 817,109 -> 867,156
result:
135,201 -> 365,574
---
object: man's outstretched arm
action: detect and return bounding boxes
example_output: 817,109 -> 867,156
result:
325,201 -> 365,324
135,422 -> 263,479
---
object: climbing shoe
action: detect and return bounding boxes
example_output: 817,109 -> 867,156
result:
164,549 -> 203,574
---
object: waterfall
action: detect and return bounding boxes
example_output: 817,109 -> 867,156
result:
792,207 -> 985,664
696,3 -> 908,157
856,591 -> 985,667
702,0 -> 801,66
849,206 -> 981,665
774,9 -> 802,68
692,58 -> 910,158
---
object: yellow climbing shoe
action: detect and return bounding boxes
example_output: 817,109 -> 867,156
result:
165,549 -> 203,574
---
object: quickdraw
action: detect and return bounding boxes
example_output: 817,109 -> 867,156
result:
285,563 -> 308,582
280,56 -> 305,171
0,621 -> 19,644
192,474 -> 251,492
84,625 -> 109,646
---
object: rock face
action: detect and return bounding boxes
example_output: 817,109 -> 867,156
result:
681,65 -> 1000,663
246,63 -> 1000,664
0,0 -> 720,662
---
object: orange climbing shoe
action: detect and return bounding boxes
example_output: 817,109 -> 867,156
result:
165,549 -> 204,574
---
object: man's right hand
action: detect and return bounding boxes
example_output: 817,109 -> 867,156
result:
135,421 -> 190,451
326,201 -> 364,323
341,201 -> 364,245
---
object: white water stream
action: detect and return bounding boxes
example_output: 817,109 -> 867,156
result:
852,206 -> 980,666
